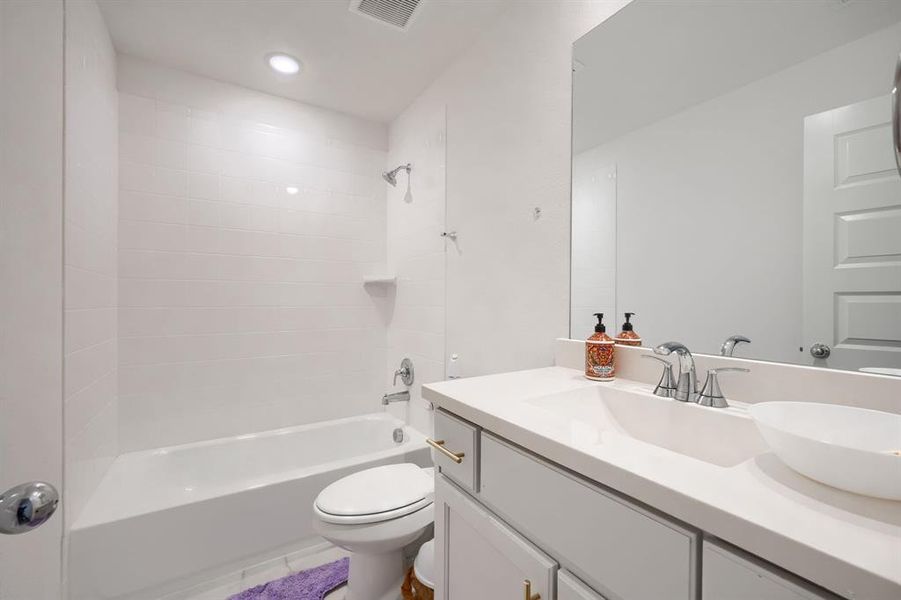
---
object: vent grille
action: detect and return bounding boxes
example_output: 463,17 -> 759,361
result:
350,0 -> 423,31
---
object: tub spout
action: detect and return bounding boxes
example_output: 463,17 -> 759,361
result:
382,390 -> 410,405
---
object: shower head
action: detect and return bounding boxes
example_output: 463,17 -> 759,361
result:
382,163 -> 411,187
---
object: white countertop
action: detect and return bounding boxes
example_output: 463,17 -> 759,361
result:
423,366 -> 901,600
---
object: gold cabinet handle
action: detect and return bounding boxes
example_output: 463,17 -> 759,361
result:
524,579 -> 540,600
426,438 -> 465,464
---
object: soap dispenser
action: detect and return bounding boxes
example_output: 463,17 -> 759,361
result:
614,312 -> 642,347
585,313 -> 615,381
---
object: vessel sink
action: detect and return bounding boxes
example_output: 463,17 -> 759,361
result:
525,387 -> 768,467
749,402 -> 901,500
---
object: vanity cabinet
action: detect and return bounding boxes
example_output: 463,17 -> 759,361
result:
558,570 -> 607,600
702,539 -> 839,600
433,409 -> 844,600
434,473 -> 557,600
479,433 -> 697,600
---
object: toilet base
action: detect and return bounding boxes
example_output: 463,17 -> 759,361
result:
345,550 -> 405,600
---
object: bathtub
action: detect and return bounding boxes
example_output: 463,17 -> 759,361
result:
68,413 -> 429,600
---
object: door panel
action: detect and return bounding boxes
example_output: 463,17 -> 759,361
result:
803,94 -> 901,370
434,475 -> 556,600
0,1 -> 65,597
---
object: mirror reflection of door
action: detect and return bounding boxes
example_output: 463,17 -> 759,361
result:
803,95 -> 901,372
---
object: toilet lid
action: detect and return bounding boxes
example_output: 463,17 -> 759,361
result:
315,464 -> 433,523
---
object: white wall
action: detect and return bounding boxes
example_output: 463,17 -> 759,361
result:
116,57 -> 389,450
385,104 -> 447,436
0,1 -> 64,597
577,21 -> 901,363
391,0 -> 629,378
64,0 -> 119,526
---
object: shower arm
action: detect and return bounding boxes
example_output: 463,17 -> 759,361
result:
387,164 -> 411,177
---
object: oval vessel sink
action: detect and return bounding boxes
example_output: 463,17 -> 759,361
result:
749,402 -> 901,500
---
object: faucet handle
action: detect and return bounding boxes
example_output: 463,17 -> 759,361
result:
697,368 -> 749,408
641,355 -> 676,398
393,358 -> 414,386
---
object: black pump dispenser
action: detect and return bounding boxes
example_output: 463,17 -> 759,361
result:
593,313 -> 607,333
621,312 -> 636,332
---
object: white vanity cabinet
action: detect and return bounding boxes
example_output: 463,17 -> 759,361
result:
434,474 -> 557,600
478,433 -> 698,600
702,539 -> 839,600
558,570 -> 607,600
433,409 -> 847,600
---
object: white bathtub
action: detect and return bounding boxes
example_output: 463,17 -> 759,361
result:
68,413 -> 429,599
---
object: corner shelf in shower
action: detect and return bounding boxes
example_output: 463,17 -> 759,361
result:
362,274 -> 397,286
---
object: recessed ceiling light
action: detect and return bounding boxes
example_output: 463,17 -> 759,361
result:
267,53 -> 301,75
286,186 -> 299,195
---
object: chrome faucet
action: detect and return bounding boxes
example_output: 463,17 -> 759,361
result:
720,335 -> 751,357
382,390 -> 410,405
653,342 -> 698,402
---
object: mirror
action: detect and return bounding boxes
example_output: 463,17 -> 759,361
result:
571,0 -> 901,374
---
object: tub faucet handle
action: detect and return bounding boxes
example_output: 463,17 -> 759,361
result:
393,357 -> 414,386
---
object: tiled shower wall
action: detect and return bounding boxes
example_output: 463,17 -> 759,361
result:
64,0 -> 119,523
116,57 -> 388,451
385,105 -> 447,436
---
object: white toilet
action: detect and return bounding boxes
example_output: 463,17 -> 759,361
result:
313,463 -> 434,600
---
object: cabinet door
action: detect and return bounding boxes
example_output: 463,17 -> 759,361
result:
434,474 -> 556,600
559,570 -> 607,600
703,540 -> 839,600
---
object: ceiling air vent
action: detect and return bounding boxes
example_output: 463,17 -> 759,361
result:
349,0 -> 424,31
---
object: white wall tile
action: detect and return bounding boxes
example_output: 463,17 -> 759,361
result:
385,106 -> 447,437
118,62 -> 388,450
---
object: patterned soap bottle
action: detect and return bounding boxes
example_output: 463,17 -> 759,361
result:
585,313 -> 615,381
614,312 -> 642,347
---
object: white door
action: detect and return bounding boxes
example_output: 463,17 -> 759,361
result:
434,475 -> 556,600
0,1 -> 65,598
803,94 -> 901,370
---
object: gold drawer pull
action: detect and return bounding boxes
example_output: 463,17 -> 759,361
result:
426,438 -> 465,464
524,579 -> 540,600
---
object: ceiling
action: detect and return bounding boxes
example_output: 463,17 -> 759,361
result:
573,0 -> 901,153
98,0 -> 510,123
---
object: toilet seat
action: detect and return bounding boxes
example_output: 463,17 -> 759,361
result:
315,463 -> 434,525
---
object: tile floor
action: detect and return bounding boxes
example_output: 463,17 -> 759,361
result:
177,545 -> 350,600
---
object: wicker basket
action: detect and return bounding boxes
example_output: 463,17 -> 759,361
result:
400,566 -> 434,600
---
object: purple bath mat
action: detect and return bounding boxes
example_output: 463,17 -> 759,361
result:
228,557 -> 349,600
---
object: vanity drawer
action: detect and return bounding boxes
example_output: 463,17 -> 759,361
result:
430,409 -> 479,492
702,539 -> 840,599
479,433 -> 698,600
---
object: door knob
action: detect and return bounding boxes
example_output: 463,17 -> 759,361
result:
809,343 -> 831,359
0,481 -> 59,534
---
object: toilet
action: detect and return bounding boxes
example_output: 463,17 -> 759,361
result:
313,464 -> 434,600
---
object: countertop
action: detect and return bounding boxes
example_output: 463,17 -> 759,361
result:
422,366 -> 901,600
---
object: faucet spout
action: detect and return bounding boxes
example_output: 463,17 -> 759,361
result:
653,341 -> 698,402
382,390 -> 410,405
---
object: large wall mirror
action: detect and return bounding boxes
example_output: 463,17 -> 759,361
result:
571,0 -> 901,374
